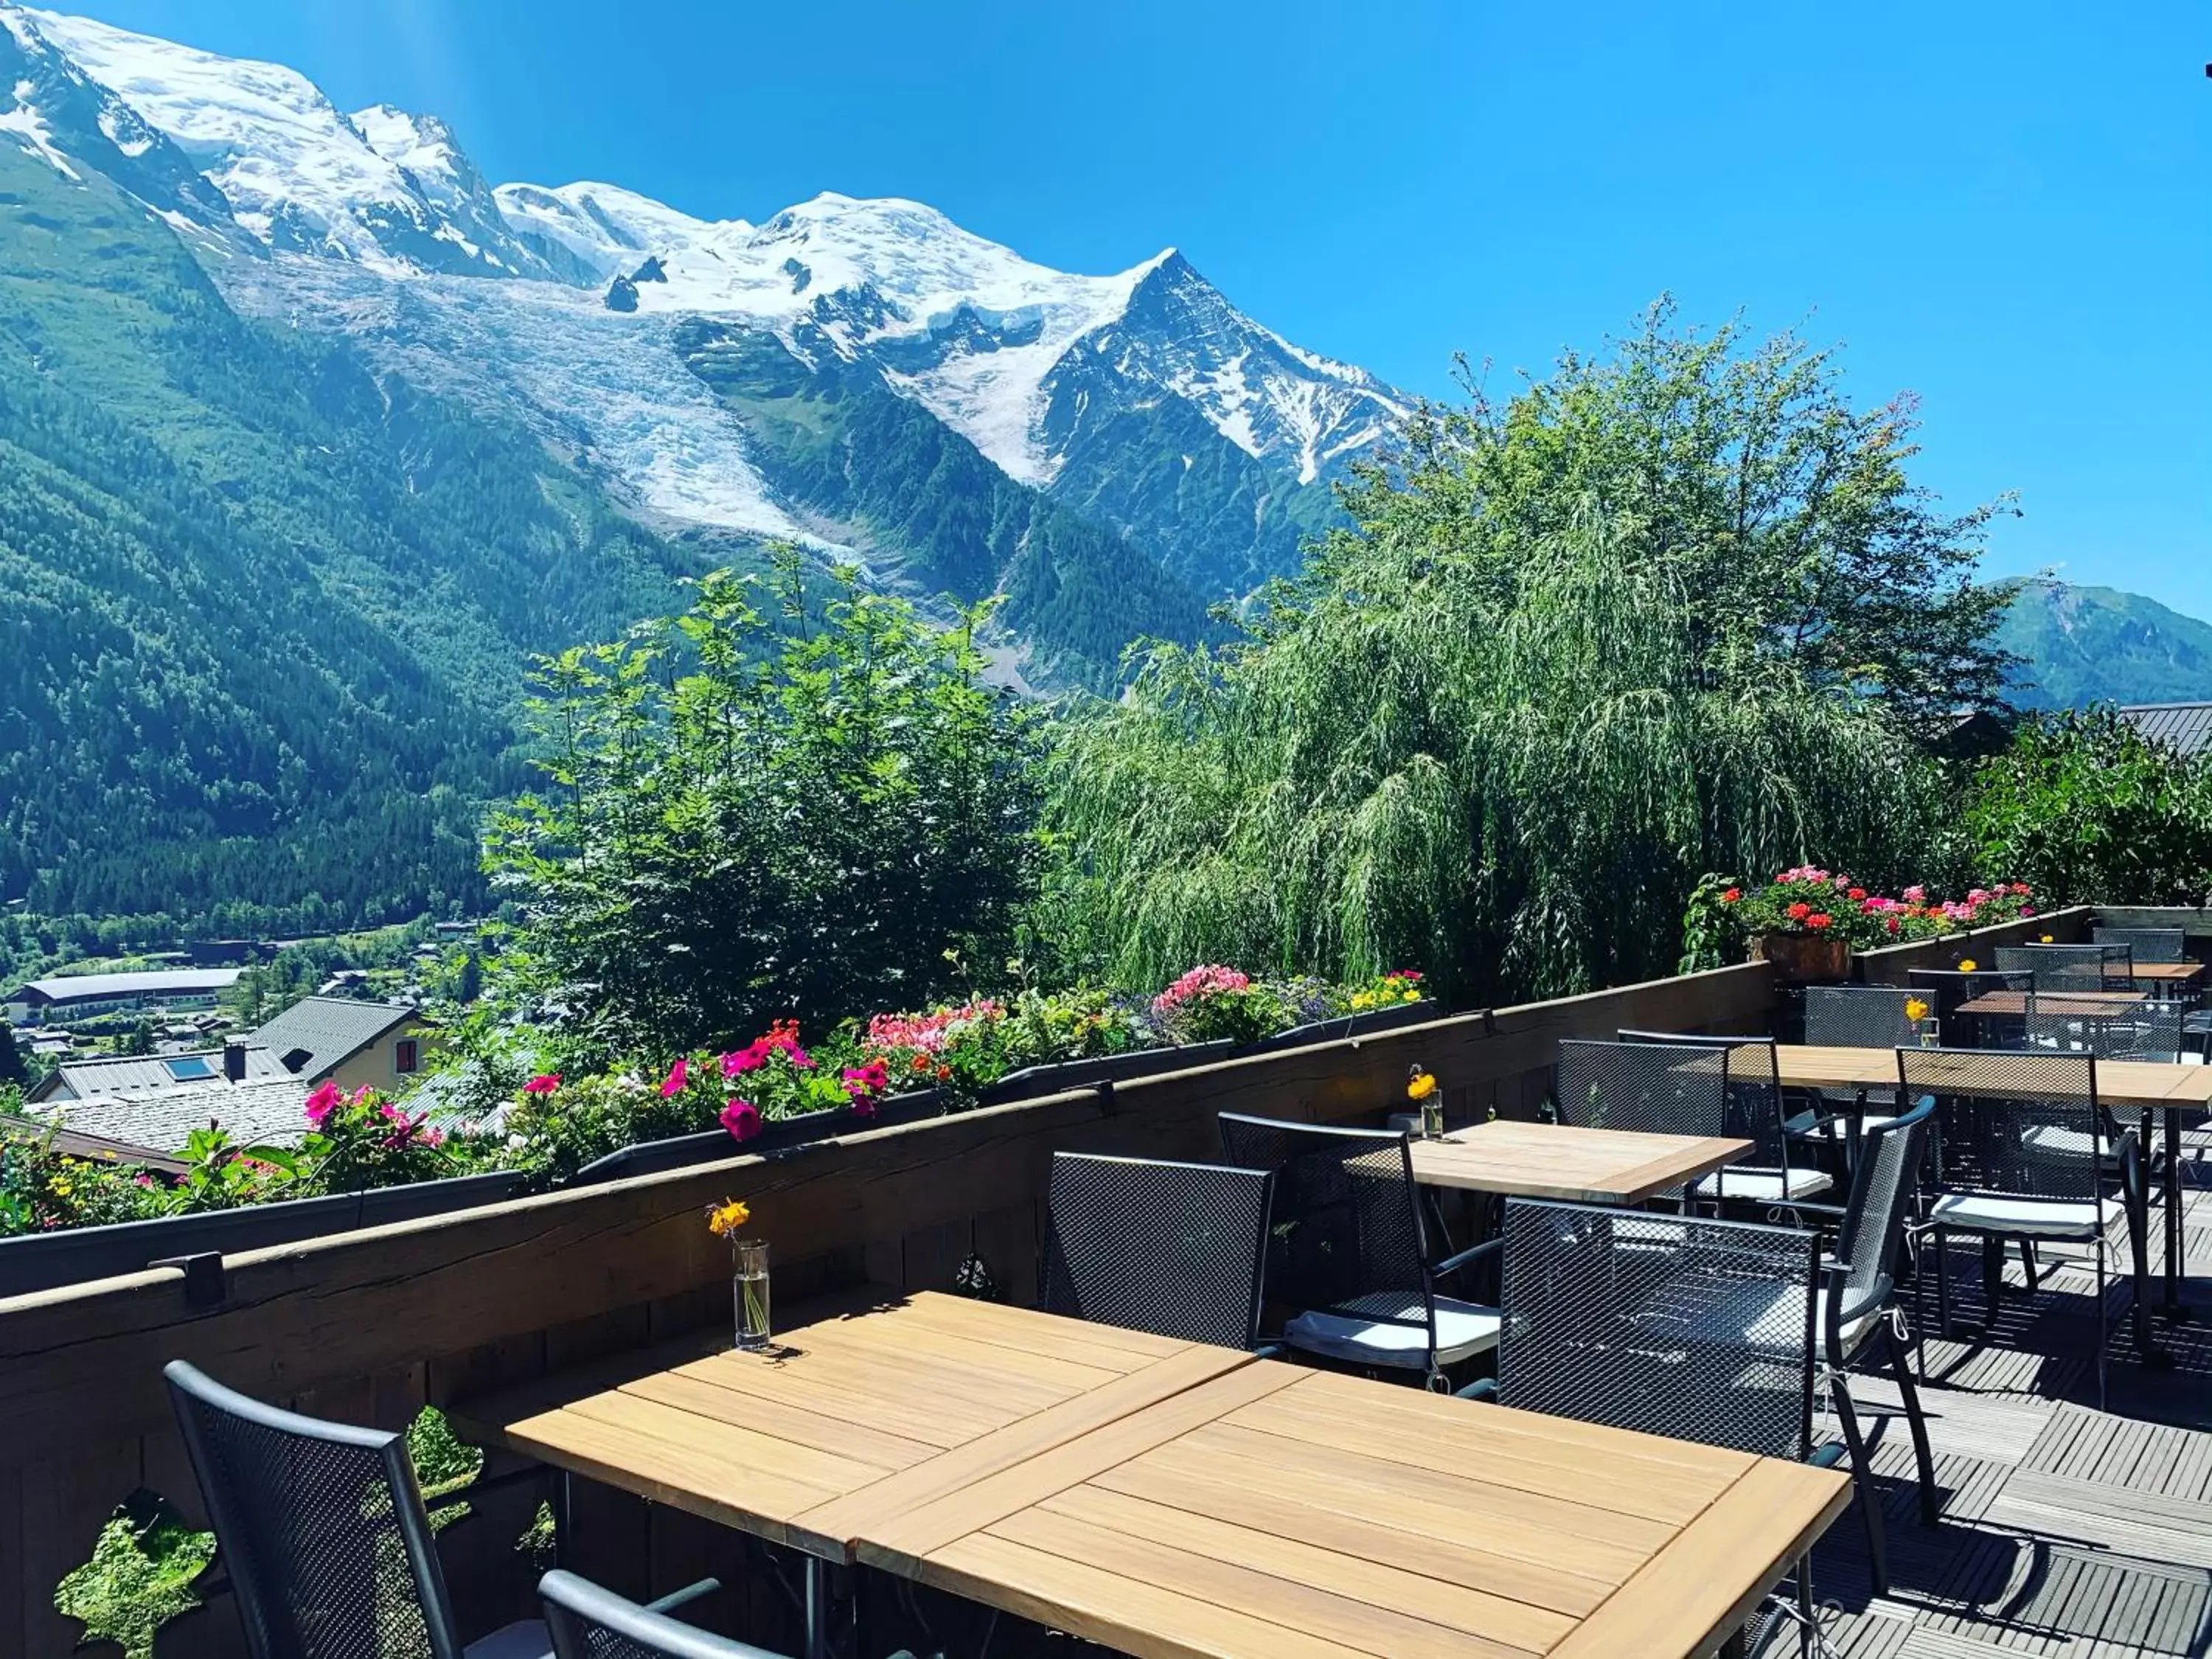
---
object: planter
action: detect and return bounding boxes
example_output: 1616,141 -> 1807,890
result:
1248,999 -> 1450,1053
1753,931 -> 1852,984
980,1040 -> 1237,1105
566,1088 -> 950,1186
0,1169 -> 530,1299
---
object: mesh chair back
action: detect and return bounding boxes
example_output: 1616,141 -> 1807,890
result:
1217,1115 -> 1430,1334
1995,943 -> 2132,992
1898,1048 -> 2103,1203
2021,998 -> 2185,1063
541,1568 -> 785,1659
1555,1039 -> 1728,1137
1804,986 -> 1921,1049
1830,1099 -> 1934,1330
1497,1200 -> 1817,1460
164,1360 -> 459,1659
1041,1152 -> 1273,1348
2094,926 -> 2185,964
1614,1032 -> 1787,1166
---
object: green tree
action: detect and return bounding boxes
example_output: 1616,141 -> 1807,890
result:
1962,709 -> 2212,905
487,553 -> 1044,1055
1040,308 -> 1983,1004
0,1020 -> 25,1088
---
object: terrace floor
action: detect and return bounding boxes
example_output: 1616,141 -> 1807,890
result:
1807,1130 -> 2212,1658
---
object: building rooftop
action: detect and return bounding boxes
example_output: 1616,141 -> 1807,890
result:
29,1075 -> 311,1156
2121,700 -> 2212,757
25,1046 -> 288,1105
12,967 -> 243,1005
248,995 -> 417,1080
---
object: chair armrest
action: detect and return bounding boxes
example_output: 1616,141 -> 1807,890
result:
1433,1237 -> 1504,1279
645,1577 -> 721,1616
1250,1343 -> 1287,1363
1807,1441 -> 1848,1470
1454,1377 -> 1499,1402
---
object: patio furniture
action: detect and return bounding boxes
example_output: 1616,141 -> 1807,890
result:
456,1293 -> 1256,1659
1471,1190 -> 1900,1608
1217,1113 -> 1500,1386
1995,942 -> 2134,993
852,1360 -> 1850,1659
1040,1152 -> 1273,1349
1907,967 -> 2037,1048
164,1358 -> 560,1659
540,1572 -> 781,1659
1407,1119 -> 1748,1203
1561,1037 -> 1828,1208
2093,925 -> 2187,964
1899,1049 -> 2154,1407
2023,998 -> 2187,1064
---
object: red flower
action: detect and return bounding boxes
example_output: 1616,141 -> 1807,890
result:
1721,888 -> 1742,903
1847,888 -> 1866,901
723,1044 -> 766,1077
1806,914 -> 1834,931
660,1057 -> 689,1098
1786,902 -> 1812,920
720,1099 -> 762,1142
522,1074 -> 561,1095
304,1081 -> 343,1129
1885,917 -> 1901,933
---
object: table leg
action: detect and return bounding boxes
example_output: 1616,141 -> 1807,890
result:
2163,1106 -> 2191,1321
805,1557 -> 829,1659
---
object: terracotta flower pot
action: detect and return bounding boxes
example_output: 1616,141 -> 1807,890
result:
1753,930 -> 1852,984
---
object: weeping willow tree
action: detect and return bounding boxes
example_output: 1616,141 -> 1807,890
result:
1040,307 -> 2003,1004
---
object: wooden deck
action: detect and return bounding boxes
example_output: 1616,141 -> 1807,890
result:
1809,1129 -> 2212,1658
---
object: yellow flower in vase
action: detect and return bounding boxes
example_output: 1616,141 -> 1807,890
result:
1956,959 -> 1977,973
706,1198 -> 751,1238
1406,1071 -> 1437,1102
1904,998 -> 1930,1023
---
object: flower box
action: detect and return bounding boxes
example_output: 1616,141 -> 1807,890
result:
1753,931 -> 1853,984
565,1088 -> 950,1186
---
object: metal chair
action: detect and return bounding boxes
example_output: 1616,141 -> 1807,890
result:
1217,1113 -> 1499,1387
164,1358 -> 556,1659
1468,1194 -> 1895,1617
1994,942 -> 2134,993
2022,998 -> 2186,1064
1899,1050 -> 2152,1408
2093,925 -> 2186,964
1792,987 -> 1928,1158
1907,967 -> 2036,1050
540,1571 -> 790,1659
1040,1152 -> 1273,1349
1568,1037 -> 1827,1207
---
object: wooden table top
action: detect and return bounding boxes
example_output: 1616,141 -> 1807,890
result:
1954,990 -> 2148,1017
860,1363 -> 1851,1659
454,1291 -> 1255,1562
2131,961 -> 2205,982
1408,1119 -> 1751,1205
1776,1045 -> 2212,1113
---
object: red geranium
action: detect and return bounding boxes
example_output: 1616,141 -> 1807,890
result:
1806,914 -> 1834,931
1785,901 -> 1812,920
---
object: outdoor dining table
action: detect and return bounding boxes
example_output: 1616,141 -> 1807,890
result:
2129,961 -> 2205,984
1406,1119 -> 1752,1206
1952,990 -> 2149,1018
1775,1044 -> 2210,1323
459,1290 -> 1851,1658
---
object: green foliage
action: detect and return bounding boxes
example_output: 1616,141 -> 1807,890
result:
1961,709 -> 2212,905
1040,307 -> 1981,1005
486,552 -> 1046,1055
515,1500 -> 559,1571
53,1489 -> 217,1659
0,1020 -> 24,1088
406,1405 -> 485,1532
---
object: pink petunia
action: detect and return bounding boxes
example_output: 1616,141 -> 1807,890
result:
522,1074 -> 562,1096
305,1081 -> 343,1128
720,1099 -> 763,1142
661,1057 -> 689,1098
722,1045 -> 765,1078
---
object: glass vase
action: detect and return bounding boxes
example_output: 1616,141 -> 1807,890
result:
1422,1093 -> 1446,1140
733,1239 -> 771,1352
1917,1018 -> 1941,1048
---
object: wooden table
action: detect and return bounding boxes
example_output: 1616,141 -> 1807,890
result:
456,1291 -> 1256,1659
859,1363 -> 1851,1659
1408,1119 -> 1751,1206
1953,990 -> 2149,1018
2132,961 -> 2205,984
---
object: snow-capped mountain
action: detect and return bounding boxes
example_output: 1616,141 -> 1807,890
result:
3,3 -> 1409,605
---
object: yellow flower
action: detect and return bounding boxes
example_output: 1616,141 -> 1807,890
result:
1407,1071 -> 1438,1103
51,1179 -> 72,1197
2038,934 -> 2053,945
1904,998 -> 1930,1022
706,1199 -> 751,1237
1956,959 -> 1976,973
1349,992 -> 1375,1010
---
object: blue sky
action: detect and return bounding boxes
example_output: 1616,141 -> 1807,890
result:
79,0 -> 2212,620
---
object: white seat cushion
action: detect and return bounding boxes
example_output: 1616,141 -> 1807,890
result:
1928,1192 -> 2122,1239
1688,1166 -> 1834,1202
465,1621 -> 552,1659
1284,1292 -> 1500,1368
1669,1279 -> 1881,1357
